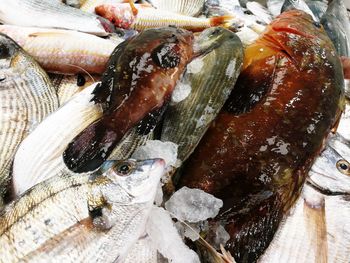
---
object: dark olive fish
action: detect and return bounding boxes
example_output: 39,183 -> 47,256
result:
179,10 -> 344,262
63,27 -> 194,173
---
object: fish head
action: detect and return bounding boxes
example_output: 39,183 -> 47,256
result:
0,33 -> 21,72
101,158 -> 165,204
308,133 -> 350,194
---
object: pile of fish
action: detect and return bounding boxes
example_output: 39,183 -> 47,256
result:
0,0 -> 349,262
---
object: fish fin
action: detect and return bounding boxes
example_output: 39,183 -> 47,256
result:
63,119 -> 118,173
136,105 -> 168,135
128,0 -> 138,16
210,16 -> 234,27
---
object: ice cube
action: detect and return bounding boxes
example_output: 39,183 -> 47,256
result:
165,187 -> 223,222
171,82 -> 191,103
146,207 -> 200,263
132,140 -> 178,167
175,222 -> 200,242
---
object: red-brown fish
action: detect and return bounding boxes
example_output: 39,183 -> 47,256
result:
63,27 -> 193,173
179,10 -> 344,262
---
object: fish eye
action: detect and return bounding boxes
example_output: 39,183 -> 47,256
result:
336,160 -> 350,176
313,22 -> 321,28
0,44 -> 9,59
113,160 -> 135,176
77,74 -> 86,87
152,43 -> 180,69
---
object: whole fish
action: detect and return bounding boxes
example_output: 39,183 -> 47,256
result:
260,133 -> 350,263
0,33 -> 58,203
161,27 -> 244,163
63,27 -> 194,173
12,83 -> 102,197
321,0 -> 350,57
50,74 -> 101,104
0,25 -> 121,75
0,158 -> 165,262
179,10 -> 344,262
0,0 -> 114,36
95,3 -> 232,32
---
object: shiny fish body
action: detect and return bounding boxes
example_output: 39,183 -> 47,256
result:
95,4 -> 231,32
80,0 -> 133,13
281,0 -> 317,21
0,158 -> 165,262
149,0 -> 205,16
0,25 -> 120,75
161,27 -> 243,162
0,33 -> 58,200
50,74 -> 100,104
321,0 -> 350,57
337,100 -> 350,141
0,0 -> 114,36
12,83 -> 102,197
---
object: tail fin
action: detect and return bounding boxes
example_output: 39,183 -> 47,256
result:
63,119 -> 118,173
210,15 -> 234,27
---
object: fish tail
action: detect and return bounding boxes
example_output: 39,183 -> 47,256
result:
209,15 -> 233,27
63,119 -> 119,173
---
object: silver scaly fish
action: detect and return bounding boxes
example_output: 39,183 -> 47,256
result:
0,158 -> 165,262
0,0 -> 114,36
0,33 -> 58,203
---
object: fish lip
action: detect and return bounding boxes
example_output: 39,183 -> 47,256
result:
307,177 -> 350,196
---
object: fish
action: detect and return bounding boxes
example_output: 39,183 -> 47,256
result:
147,0 -> 205,17
80,0 -> 133,13
337,100 -> 350,140
0,158 -> 165,262
267,0 -> 284,17
321,0 -> 350,57
178,10 -> 344,262
281,0 -> 317,21
0,0 -> 114,36
246,2 -> 273,24
95,3 -> 232,32
50,74 -> 101,104
63,27 -> 194,173
0,33 -> 59,203
12,83 -> 102,197
161,27 -> 244,163
260,132 -> 350,263
305,0 -> 328,21
0,25 -> 121,75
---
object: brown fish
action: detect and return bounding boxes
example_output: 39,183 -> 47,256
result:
179,10 -> 344,262
63,27 -> 193,173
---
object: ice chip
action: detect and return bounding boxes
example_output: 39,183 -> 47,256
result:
171,82 -> 191,103
213,224 -> 230,249
132,140 -> 178,167
175,222 -> 200,241
165,187 -> 223,222
146,207 -> 200,263
154,183 -> 163,206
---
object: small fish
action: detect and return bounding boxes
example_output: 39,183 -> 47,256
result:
50,74 -> 100,104
0,158 -> 165,262
0,25 -> 121,75
321,0 -> 350,57
63,27 -> 194,173
12,83 -> 102,197
95,3 -> 232,32
0,33 -> 58,202
179,10 -> 344,262
281,0 -> 317,21
0,0 -> 114,36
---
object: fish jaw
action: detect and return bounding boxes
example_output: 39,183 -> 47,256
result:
95,4 -> 136,29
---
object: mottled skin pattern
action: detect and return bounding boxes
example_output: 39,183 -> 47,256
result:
179,10 -> 344,262
63,27 -> 193,173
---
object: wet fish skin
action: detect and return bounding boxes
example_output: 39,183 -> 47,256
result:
0,0 -> 114,36
0,33 -> 58,201
281,0 -> 317,21
179,10 -> 344,263
320,0 -> 350,57
0,25 -> 121,75
161,27 -> 244,163
95,3 -> 232,32
0,158 -> 165,262
63,27 -> 194,173
148,0 -> 205,16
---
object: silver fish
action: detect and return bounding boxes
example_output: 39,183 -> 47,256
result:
0,158 -> 165,262
305,0 -> 328,21
321,0 -> 350,57
12,83 -> 102,197
0,0 -> 114,36
0,33 -> 58,201
124,234 -> 158,263
281,0 -> 317,21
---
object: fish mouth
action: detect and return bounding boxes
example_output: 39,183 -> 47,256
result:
306,177 -> 350,196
